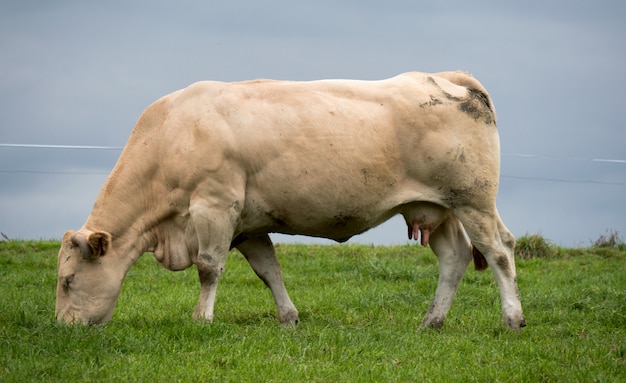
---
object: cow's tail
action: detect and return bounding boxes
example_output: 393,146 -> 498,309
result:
471,245 -> 489,271
434,71 -> 496,121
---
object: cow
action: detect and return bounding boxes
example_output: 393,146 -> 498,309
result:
55,71 -> 526,330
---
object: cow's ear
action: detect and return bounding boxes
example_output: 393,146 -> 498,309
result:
87,231 -> 112,257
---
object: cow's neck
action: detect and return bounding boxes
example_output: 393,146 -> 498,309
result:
83,151 -> 169,263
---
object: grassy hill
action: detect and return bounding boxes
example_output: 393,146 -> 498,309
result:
1,239 -> 624,382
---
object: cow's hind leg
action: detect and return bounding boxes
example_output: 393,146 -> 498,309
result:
421,216 -> 473,328
456,206 -> 526,329
237,234 -> 299,325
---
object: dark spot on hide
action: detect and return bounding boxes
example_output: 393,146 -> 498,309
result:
199,251 -> 215,265
419,95 -> 443,108
440,178 -> 493,209
333,213 -> 354,227
503,231 -> 516,251
495,255 -> 510,275
441,187 -> 475,209
458,89 -> 494,125
330,213 -> 361,243
430,78 -> 494,125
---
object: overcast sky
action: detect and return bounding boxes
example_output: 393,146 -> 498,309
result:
1,1 -> 625,247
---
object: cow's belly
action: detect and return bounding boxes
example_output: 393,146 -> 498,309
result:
243,201 -> 399,242
238,178 -> 408,242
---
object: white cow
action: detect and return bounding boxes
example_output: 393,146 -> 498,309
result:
55,71 -> 526,329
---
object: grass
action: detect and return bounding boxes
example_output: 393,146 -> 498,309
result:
592,229 -> 626,250
515,232 -> 556,259
1,240 -> 625,382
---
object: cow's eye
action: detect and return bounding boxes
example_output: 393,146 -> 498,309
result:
63,274 -> 75,288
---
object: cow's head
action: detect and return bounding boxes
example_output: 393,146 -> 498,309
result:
55,230 -> 124,325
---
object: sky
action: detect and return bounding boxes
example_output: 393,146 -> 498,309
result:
1,1 -> 625,247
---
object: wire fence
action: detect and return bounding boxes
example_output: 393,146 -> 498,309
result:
1,144 -> 625,185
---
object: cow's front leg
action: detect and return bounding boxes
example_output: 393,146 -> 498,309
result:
237,234 -> 299,325
193,243 -> 231,321
421,217 -> 473,328
190,200 -> 238,322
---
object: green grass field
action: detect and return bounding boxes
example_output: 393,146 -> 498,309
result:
1,240 -> 624,382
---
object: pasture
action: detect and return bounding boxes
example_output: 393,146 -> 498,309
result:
1,240 -> 624,382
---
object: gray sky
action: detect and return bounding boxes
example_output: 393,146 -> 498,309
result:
1,1 -> 625,247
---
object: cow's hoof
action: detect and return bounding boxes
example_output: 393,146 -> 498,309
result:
420,316 -> 445,329
278,308 -> 299,327
505,314 -> 526,330
192,309 -> 214,323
